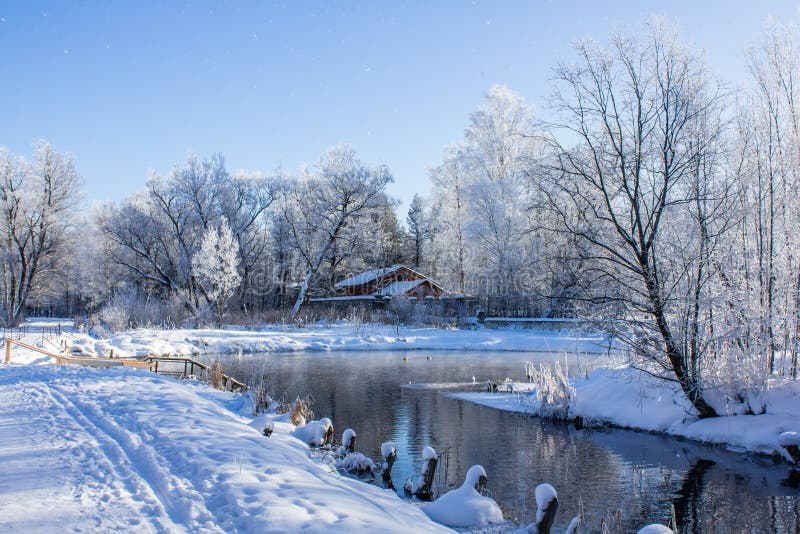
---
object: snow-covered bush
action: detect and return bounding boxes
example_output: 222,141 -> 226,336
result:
193,220 -> 242,328
387,296 -> 415,325
98,297 -> 130,334
526,361 -> 574,419
249,378 -> 274,415
94,287 -> 187,334
334,452 -> 377,476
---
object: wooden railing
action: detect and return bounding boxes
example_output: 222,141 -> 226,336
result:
143,356 -> 246,392
4,338 -> 151,368
4,339 -> 246,392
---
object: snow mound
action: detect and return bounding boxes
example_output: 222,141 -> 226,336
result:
777,431 -> 800,447
422,465 -> 503,528
637,525 -> 674,534
292,417 -> 333,446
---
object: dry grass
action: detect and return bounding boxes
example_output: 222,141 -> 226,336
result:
250,378 -> 273,415
277,395 -> 315,426
207,360 -> 226,390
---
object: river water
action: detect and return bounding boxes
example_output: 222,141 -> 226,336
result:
206,350 -> 800,533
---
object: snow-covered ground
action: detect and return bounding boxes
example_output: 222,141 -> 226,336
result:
0,362 -> 452,533
452,365 -> 800,461
53,322 -> 611,360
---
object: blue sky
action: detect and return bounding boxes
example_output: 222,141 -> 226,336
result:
1,1 -> 798,213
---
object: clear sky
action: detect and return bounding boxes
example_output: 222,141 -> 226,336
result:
1,1 -> 798,213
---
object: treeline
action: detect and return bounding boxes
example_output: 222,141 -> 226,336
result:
2,21 -> 800,414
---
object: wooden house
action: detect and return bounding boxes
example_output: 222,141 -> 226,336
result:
333,265 -> 448,299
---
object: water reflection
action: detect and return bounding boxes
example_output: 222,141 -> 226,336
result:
206,351 -> 800,533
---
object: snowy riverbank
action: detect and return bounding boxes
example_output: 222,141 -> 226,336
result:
53,322 -> 611,361
0,363 -> 453,533
452,365 -> 800,461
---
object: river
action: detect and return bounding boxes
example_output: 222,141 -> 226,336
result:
205,350 -> 800,533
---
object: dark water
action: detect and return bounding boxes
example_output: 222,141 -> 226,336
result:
207,351 -> 800,533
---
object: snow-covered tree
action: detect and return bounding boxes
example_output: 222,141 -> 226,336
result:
0,142 -> 82,326
193,220 -> 242,327
543,22 -> 727,417
406,194 -> 426,268
100,154 -> 276,317
283,147 -> 393,319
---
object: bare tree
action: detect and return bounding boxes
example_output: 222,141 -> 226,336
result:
542,23 -> 726,417
0,142 -> 82,326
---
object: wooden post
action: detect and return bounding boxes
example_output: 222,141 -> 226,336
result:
414,456 -> 438,501
381,449 -> 397,490
5,338 -> 11,364
529,496 -> 558,534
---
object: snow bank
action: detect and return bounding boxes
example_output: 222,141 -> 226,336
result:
57,322 -> 610,359
453,365 -> 800,460
0,364 -> 451,533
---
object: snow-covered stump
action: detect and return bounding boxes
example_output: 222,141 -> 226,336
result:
414,446 -> 438,501
525,484 -> 558,534
381,441 -> 397,490
292,417 -> 334,447
778,432 -> 800,465
342,428 -> 356,454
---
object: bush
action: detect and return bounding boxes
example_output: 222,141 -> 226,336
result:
93,287 -> 188,333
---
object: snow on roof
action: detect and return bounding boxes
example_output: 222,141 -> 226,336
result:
374,279 -> 424,297
333,265 -> 404,289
